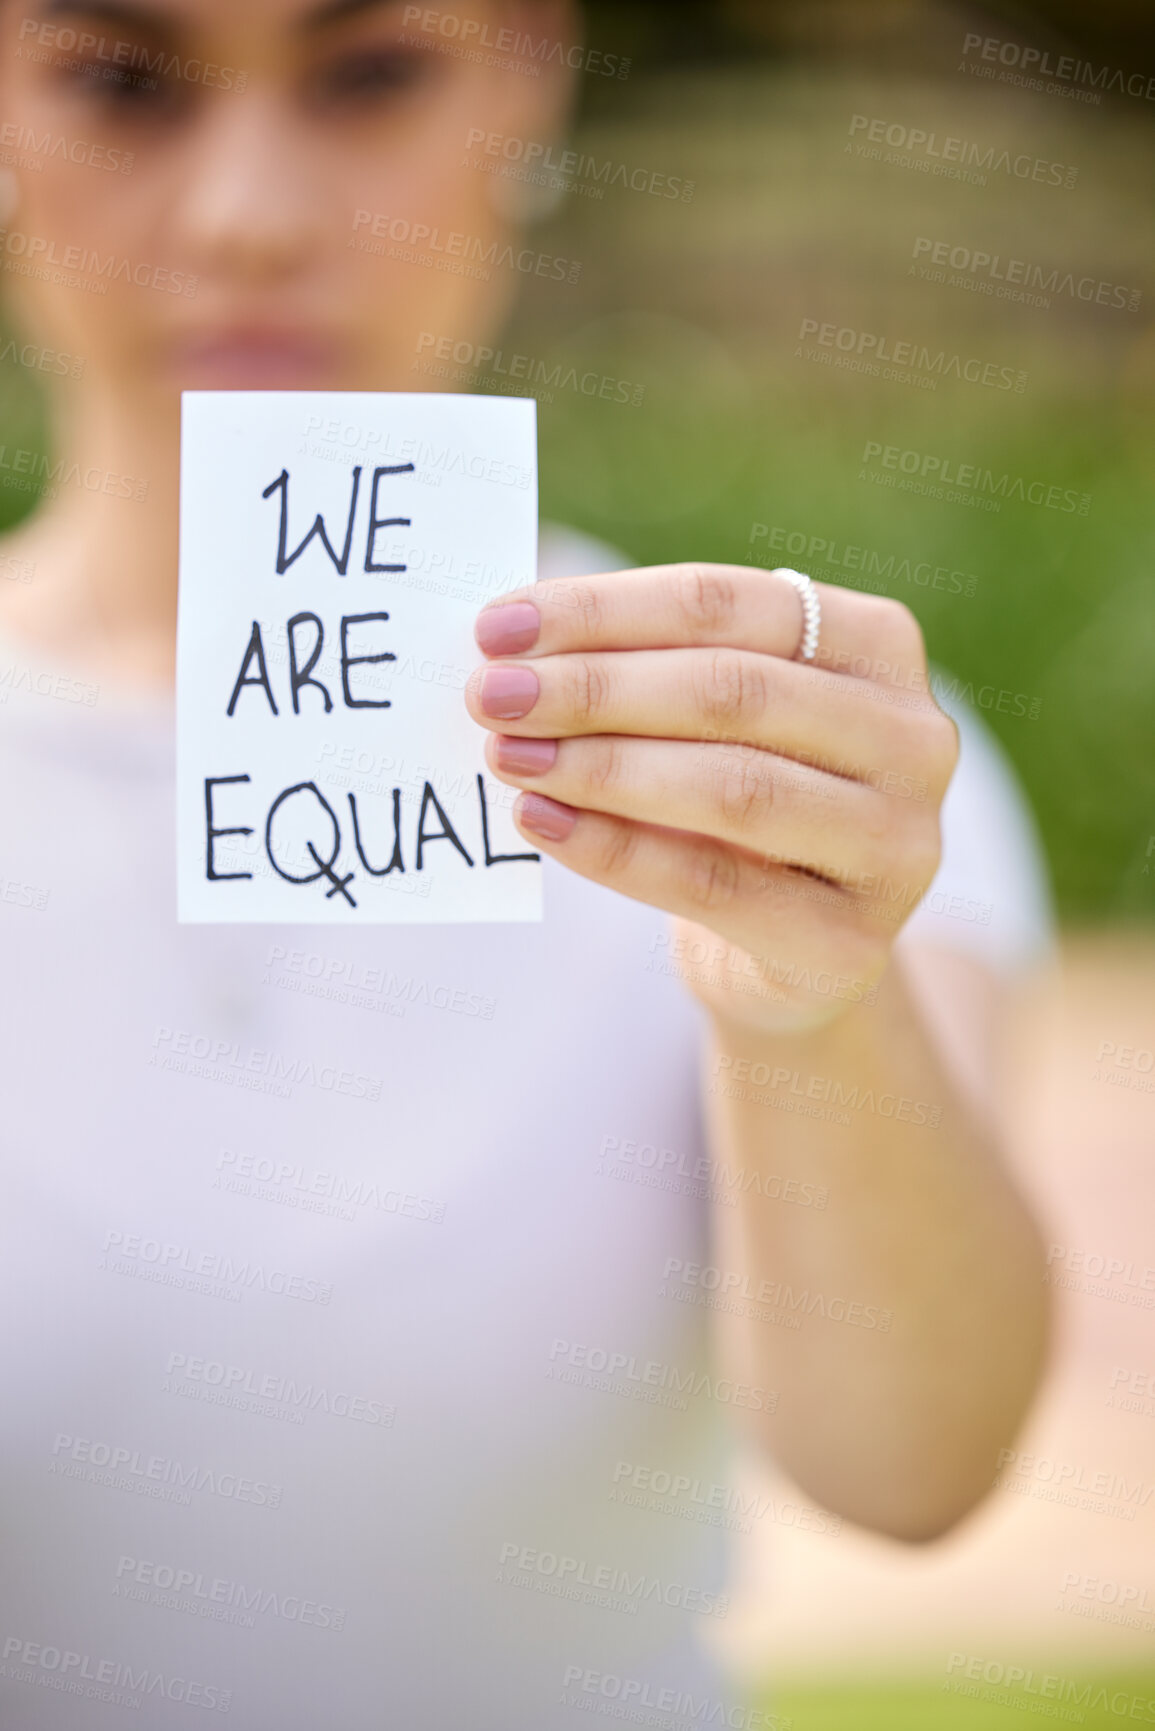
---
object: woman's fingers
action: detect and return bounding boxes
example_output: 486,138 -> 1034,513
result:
487,732 -> 939,892
468,561 -> 955,1010
475,561 -> 931,689
466,644 -> 955,798
506,797 -> 890,1018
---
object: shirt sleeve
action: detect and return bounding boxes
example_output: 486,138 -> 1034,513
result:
537,522 -> 631,582
897,669 -> 1057,977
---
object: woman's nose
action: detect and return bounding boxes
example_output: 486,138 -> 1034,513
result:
174,92 -> 326,284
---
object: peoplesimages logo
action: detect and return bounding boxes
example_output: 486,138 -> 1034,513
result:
610,1461 -> 842,1538
495,1541 -> 729,1619
113,1554 -> 347,1633
910,237 -> 1141,311
0,120 -> 133,173
0,1633 -> 232,1713
860,439 -> 1091,516
15,14 -> 247,89
546,1338 -> 777,1414
943,1652 -> 1155,1722
149,1025 -> 383,1103
48,1430 -> 283,1510
0,335 -> 86,378
462,128 -> 694,202
748,522 -> 978,599
796,316 -> 1026,393
994,1447 -> 1154,1521
846,114 -> 1078,187
1045,1242 -> 1155,1306
100,1227 -> 334,1306
959,32 -> 1155,105
1057,1570 -> 1155,1631
163,1349 -> 394,1428
399,7 -> 631,79
559,1665 -> 792,1728
659,1257 -> 894,1334
597,1131 -> 830,1211
0,226 -> 196,296
351,210 -> 581,284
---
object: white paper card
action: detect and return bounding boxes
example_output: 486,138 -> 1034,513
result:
176,391 -> 542,924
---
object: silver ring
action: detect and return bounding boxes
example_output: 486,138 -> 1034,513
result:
774,568 -> 820,663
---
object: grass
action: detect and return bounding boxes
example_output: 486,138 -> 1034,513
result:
764,1670 -> 1155,1729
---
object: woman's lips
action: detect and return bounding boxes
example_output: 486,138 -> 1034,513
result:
168,331 -> 344,388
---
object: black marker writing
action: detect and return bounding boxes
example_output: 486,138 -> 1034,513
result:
204,774 -> 253,879
262,463 -> 415,576
226,624 -> 279,717
366,465 -> 415,572
203,774 -> 537,902
287,612 -> 332,714
348,789 -> 404,877
341,612 -> 394,709
262,466 -> 362,576
225,614 -> 396,717
198,449 -> 537,909
416,781 -> 474,871
477,773 -> 540,867
265,781 -> 342,885
307,842 -> 357,907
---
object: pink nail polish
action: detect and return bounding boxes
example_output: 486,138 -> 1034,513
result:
475,602 -> 541,657
480,666 -> 539,720
494,736 -> 558,776
517,793 -> 577,843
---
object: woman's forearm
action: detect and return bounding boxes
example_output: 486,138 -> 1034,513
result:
701,948 -> 1050,1543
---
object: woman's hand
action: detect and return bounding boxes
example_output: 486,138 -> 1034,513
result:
466,563 -> 958,1035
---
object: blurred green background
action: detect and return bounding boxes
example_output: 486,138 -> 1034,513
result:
524,0 -> 1154,925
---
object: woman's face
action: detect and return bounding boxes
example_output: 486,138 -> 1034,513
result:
0,0 -> 572,408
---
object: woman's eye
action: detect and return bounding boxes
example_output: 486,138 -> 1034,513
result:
49,58 -> 189,122
309,48 -> 436,110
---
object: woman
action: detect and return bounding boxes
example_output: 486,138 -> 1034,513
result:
0,0 -> 1051,1723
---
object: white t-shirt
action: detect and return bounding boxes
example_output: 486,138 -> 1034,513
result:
0,529 -> 1050,1728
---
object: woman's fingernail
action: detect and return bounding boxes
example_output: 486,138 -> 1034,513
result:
479,665 -> 540,720
494,736 -> 558,776
516,793 -> 577,843
475,601 -> 541,657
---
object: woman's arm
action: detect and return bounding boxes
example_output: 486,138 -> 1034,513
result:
467,558 -> 1051,1542
702,939 -> 1048,1544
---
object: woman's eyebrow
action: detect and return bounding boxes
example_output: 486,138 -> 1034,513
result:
36,0 -> 179,35
34,0 -> 403,35
297,0 -> 401,31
